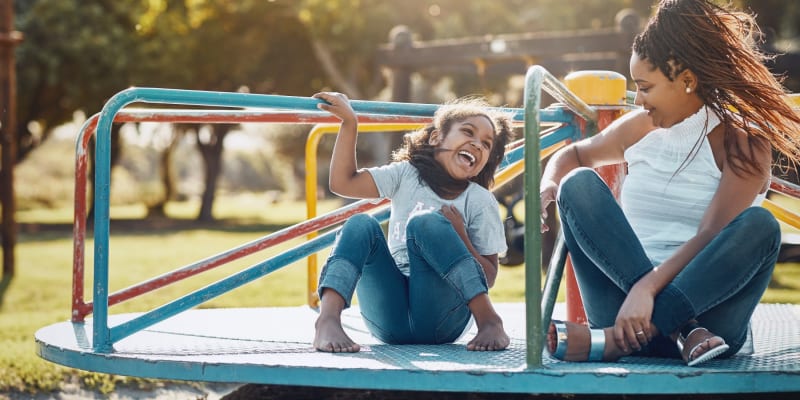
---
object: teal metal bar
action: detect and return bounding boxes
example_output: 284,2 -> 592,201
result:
500,122 -> 576,170
522,65 -> 599,368
523,66 -> 544,368
540,232 -> 568,337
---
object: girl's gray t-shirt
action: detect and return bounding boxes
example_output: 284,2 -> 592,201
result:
367,161 -> 508,276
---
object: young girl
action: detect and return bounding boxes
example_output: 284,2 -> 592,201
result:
541,0 -> 800,367
312,92 -> 514,353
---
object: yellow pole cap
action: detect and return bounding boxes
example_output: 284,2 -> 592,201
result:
564,70 -> 627,106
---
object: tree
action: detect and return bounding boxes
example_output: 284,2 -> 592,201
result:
14,0 -> 142,162
133,0 -> 326,220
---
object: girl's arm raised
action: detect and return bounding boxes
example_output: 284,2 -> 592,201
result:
314,92 -> 380,199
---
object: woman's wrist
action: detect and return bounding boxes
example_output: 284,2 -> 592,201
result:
632,275 -> 659,297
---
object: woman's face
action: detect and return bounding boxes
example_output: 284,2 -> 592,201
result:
630,52 -> 701,128
431,115 -> 495,181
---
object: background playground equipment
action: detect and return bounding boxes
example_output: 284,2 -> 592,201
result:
36,67 -> 800,395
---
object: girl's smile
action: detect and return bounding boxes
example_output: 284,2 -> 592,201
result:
431,116 -> 495,180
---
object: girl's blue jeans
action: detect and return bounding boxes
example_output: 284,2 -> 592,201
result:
557,168 -> 780,358
317,211 -> 489,345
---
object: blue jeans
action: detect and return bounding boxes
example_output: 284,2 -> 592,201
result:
557,168 -> 780,358
317,211 -> 489,344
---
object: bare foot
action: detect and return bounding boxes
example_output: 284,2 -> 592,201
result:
313,315 -> 361,353
467,318 -> 510,351
547,321 -> 628,361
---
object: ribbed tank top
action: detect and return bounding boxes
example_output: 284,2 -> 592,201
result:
621,107 -> 762,264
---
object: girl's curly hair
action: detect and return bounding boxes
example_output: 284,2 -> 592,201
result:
392,97 -> 515,198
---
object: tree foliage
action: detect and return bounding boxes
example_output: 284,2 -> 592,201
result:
12,0 -> 800,215
14,0 -> 142,162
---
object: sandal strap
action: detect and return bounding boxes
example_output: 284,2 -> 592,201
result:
676,321 -> 702,354
676,322 -> 729,366
678,321 -> 701,342
588,328 -> 605,361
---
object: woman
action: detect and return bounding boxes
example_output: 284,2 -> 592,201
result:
541,0 -> 800,366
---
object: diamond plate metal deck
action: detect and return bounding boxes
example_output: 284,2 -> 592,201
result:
35,303 -> 800,395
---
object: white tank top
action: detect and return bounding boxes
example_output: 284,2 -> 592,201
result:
621,107 -> 764,264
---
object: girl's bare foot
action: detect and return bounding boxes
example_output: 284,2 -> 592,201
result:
313,314 -> 360,353
467,318 -> 510,351
466,294 -> 510,351
547,320 -> 629,361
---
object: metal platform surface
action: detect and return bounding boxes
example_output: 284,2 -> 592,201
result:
35,303 -> 800,395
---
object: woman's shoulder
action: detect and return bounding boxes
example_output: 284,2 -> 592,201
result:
719,123 -> 771,170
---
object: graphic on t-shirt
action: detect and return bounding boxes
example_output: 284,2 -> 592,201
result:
391,201 -> 436,242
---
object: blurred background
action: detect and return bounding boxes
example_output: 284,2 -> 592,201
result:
5,0 -> 800,225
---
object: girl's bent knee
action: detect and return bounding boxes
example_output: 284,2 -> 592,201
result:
343,213 -> 382,233
406,210 -> 447,234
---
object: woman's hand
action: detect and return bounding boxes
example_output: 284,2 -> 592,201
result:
539,180 -> 558,232
613,283 -> 655,352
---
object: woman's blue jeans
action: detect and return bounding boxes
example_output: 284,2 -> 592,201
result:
317,211 -> 489,345
557,168 -> 780,358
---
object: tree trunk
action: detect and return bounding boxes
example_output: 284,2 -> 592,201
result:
1,0 -> 21,282
196,124 -> 231,222
147,126 -> 181,218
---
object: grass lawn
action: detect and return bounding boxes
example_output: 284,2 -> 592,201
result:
2,196 -> 800,395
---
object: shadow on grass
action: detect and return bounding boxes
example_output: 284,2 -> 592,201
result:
17,218 -> 295,243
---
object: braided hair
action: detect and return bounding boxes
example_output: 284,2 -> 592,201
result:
633,0 -> 800,176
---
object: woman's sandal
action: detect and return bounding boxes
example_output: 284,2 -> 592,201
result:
676,321 -> 730,367
548,320 -> 606,361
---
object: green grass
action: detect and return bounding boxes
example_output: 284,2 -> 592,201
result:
3,197 -> 800,395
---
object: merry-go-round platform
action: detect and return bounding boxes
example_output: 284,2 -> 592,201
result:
35,302 -> 800,395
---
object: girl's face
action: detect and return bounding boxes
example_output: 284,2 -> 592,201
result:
431,115 -> 495,181
630,52 -> 702,128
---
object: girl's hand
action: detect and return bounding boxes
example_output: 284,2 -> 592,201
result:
313,92 -> 356,124
613,283 -> 655,353
440,205 -> 466,236
540,180 -> 558,232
